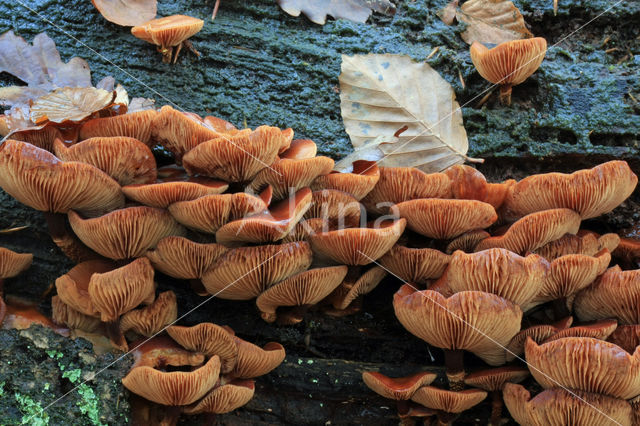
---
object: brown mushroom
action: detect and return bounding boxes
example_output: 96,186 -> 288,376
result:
362,370 -> 437,400
311,160 -> 380,201
411,386 -> 487,425
232,338 -> 286,379
167,323 -> 238,373
502,161 -> 638,220
608,325 -> 640,354
168,192 -> 267,234
53,136 -> 157,186
503,383 -> 634,426
475,208 -> 581,255
445,229 -> 491,254
55,260 -> 117,318
215,188 -> 312,246
0,247 -> 32,295
326,266 -> 387,313
78,110 -> 157,145
303,189 -> 363,228
88,258 -> 156,350
122,178 -> 228,208
394,199 -> 497,240
470,38 -> 547,105
51,295 -> 101,333
543,319 -> 618,343
278,138 -> 317,160
256,266 -> 348,324
201,242 -> 313,299
533,232 -> 601,260
129,335 -> 205,369
131,15 -> 204,63
182,126 -> 286,183
504,316 -> 573,362
120,291 -> 178,338
361,167 -> 451,215
574,266 -> 640,325
309,219 -> 406,265
464,367 -> 530,426
524,337 -> 640,399
394,285 -> 522,389
444,165 -> 516,210
68,206 -> 185,260
10,125 -> 64,152
379,245 -> 451,286
203,115 -> 238,135
614,237 -> 640,269
122,355 -> 221,405
182,379 -> 255,415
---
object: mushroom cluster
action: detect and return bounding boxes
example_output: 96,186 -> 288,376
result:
123,323 -> 285,424
363,161 -> 638,424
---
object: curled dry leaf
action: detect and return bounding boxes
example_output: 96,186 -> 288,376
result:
92,0 -> 157,27
30,87 -> 115,124
456,0 -> 533,45
336,54 -> 480,173
438,0 -> 459,26
277,0 -> 396,25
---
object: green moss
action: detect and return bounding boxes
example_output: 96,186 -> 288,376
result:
14,393 -> 49,426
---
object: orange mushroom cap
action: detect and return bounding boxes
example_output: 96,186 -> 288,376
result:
129,335 -> 205,369
362,371 -> 437,400
504,316 -> 573,362
524,337 -> 640,399
55,259 -> 117,317
411,386 -> 487,414
131,15 -> 204,48
215,188 -> 312,246
444,165 -> 515,210
167,323 -> 238,373
533,232 -> 601,260
53,136 -> 157,186
379,245 -> 451,286
279,138 -> 317,160
201,242 -> 313,300
445,229 -> 490,254
120,291 -> 178,337
232,338 -> 286,379
146,236 -> 228,280
182,380 -> 255,415
203,115 -> 238,134
123,178 -> 228,209
574,266 -> 640,325
309,219 -> 406,265
248,156 -> 334,200
0,139 -> 124,216
503,384 -> 634,426
150,105 -> 225,163
168,192 -> 267,234
51,295 -> 101,333
393,285 -> 522,366
68,207 -> 185,260
543,319 -> 618,343
78,110 -> 157,146
394,198 -> 497,240
464,366 -> 529,392
470,38 -> 547,105
0,247 -> 32,280
256,266 -> 348,323
361,167 -> 452,215
122,355 -> 220,406
503,161 -> 638,220
303,189 -> 363,227
475,208 -> 581,255
10,125 -> 64,152
311,160 -> 380,201
328,266 -> 387,311
182,126 -> 285,183
608,325 -> 640,354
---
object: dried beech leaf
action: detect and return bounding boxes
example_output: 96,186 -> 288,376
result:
439,0 -> 459,25
277,0 -> 396,25
128,97 -> 156,113
336,54 -> 478,173
456,0 -> 533,45
92,0 -> 157,27
30,87 -> 115,123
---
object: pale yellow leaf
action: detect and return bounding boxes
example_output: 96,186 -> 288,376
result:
91,0 -> 157,27
438,0 -> 459,26
457,0 -> 533,45
30,87 -> 115,124
337,54 -> 479,173
277,0 -> 395,25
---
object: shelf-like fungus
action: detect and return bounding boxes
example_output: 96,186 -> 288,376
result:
131,15 -> 204,63
312,160 -> 380,201
470,37 -> 547,106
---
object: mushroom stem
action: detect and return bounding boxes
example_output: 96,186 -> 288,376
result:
499,85 -> 513,106
443,349 -> 465,391
159,46 -> 173,64
489,390 -> 503,426
105,319 -> 129,352
43,212 -> 99,262
0,296 -> 6,325
436,411 -> 457,426
552,297 -> 570,320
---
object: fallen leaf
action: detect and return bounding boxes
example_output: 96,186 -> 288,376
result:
276,0 -> 396,25
30,87 -> 115,124
336,54 -> 481,173
456,0 -> 533,45
92,0 -> 157,27
128,97 -> 156,113
438,0 -> 459,25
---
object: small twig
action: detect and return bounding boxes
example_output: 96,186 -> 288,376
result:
212,0 -> 221,20
458,70 -> 466,89
426,46 -> 440,60
476,90 -> 494,108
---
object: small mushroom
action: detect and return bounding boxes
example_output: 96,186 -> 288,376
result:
120,291 -> 178,338
123,178 -> 228,208
278,138 -> 317,160
78,109 -> 157,145
613,237 -> 640,269
444,165 -> 515,210
504,316 -> 573,362
303,189 -> 363,228
503,384 -> 634,426
379,245 -> 451,286
312,160 -> 380,201
167,323 -> 238,373
608,325 -> 640,354
309,219 -> 406,265
445,229 -> 490,254
129,335 -> 205,369
131,15 -> 204,63
51,295 -> 101,333
256,266 -> 348,324
55,260 -> 117,317
325,266 -> 387,314
0,247 -> 32,295
232,338 -> 285,379
470,38 -> 547,106
533,232 -> 601,260
411,386 -> 487,425
464,367 -> 530,426
68,206 -> 185,260
394,199 -> 497,240
362,370 -> 437,418
182,380 -> 255,415
200,242 -> 313,299
543,319 -> 618,343
10,125 -> 64,152
53,136 -> 157,186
